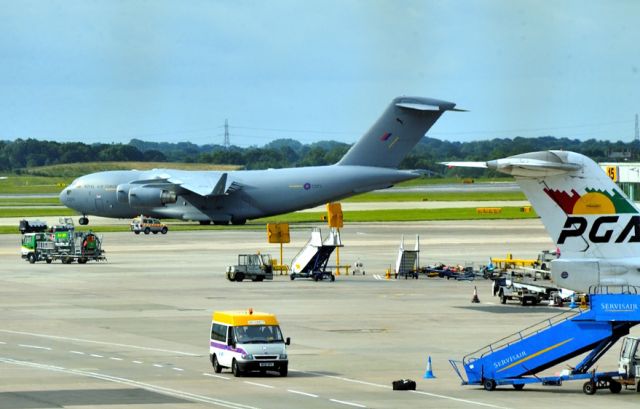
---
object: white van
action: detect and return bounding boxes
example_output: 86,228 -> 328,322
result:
209,310 -> 290,377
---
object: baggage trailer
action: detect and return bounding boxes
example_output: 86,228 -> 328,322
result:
450,287 -> 640,394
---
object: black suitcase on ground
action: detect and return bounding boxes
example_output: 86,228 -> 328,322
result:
392,379 -> 416,391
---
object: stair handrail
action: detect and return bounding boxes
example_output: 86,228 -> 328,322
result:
291,236 -> 315,266
588,285 -> 640,295
463,307 -> 585,366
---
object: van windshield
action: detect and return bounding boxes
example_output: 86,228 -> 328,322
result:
233,325 -> 284,344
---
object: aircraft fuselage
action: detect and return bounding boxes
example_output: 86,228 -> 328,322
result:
59,165 -> 418,223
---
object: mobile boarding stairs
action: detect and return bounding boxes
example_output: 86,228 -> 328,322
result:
395,235 -> 420,279
450,286 -> 640,394
290,228 -> 342,281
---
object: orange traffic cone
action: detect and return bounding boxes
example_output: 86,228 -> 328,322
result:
471,286 -> 480,303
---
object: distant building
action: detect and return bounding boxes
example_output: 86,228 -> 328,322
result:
606,149 -> 632,160
599,162 -> 640,201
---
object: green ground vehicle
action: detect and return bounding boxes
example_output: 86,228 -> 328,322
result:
20,219 -> 105,264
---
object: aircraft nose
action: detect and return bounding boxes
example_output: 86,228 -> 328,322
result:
59,186 -> 70,206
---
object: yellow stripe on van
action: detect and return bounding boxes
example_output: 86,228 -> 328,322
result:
212,310 -> 279,326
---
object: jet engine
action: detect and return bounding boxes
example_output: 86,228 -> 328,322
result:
127,187 -> 177,208
116,184 -> 131,203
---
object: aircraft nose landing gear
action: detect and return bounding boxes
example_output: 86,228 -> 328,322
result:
79,216 -> 89,225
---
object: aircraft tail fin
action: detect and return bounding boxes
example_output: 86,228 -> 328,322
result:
448,151 -> 640,259
337,97 -> 460,168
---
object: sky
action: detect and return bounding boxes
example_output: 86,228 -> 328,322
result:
1,0 -> 639,147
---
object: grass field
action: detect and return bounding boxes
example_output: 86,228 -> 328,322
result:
0,162 -> 242,193
0,206 -> 537,235
0,176 -> 69,194
0,197 -> 62,206
0,208 -> 76,217
344,191 -> 526,202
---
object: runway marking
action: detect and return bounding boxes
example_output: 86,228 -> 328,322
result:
0,341 -> 6,344
90,354 -> 104,358
70,350 -> 85,355
292,370 -> 510,408
109,357 -> 123,361
244,381 -> 274,389
153,364 -> 164,368
373,275 -> 383,280
0,329 -> 199,357
410,390 -> 512,409
329,398 -> 366,408
172,367 -> 184,372
203,372 -> 230,380
287,389 -> 318,398
133,360 -> 143,364
291,370 -> 387,389
0,357 -> 262,409
4,332 -> 508,408
18,344 -> 52,351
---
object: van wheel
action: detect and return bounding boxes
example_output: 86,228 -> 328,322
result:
144,227 -> 150,235
28,253 -> 36,264
279,364 -> 288,377
134,231 -> 140,235
232,359 -> 242,377
235,273 -> 244,282
46,258 -> 52,264
212,355 -> 222,373
161,227 -> 168,234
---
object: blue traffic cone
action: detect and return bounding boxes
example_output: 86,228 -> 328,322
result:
423,356 -> 436,379
569,293 -> 577,309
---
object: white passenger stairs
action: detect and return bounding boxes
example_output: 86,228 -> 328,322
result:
291,228 -> 343,275
395,235 -> 420,278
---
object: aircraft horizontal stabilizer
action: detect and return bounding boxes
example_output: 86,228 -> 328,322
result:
442,151 -> 582,177
440,161 -> 487,168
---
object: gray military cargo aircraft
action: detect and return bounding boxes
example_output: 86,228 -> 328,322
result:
60,96 -> 459,225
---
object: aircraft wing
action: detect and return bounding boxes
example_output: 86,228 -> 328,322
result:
129,171 -> 237,197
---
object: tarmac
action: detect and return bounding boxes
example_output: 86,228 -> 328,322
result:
1,219 -> 639,409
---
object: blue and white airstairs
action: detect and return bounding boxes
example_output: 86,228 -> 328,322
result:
290,228 -> 342,281
450,287 -> 640,394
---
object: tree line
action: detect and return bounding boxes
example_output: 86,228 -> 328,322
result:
1,136 -> 637,176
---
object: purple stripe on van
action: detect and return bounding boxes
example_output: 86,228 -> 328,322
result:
210,340 -> 247,355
